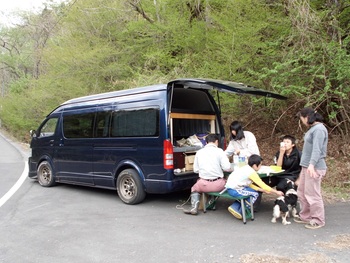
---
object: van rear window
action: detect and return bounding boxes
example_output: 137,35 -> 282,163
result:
111,108 -> 159,137
172,88 -> 214,113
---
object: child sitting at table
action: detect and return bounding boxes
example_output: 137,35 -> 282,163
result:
253,135 -> 302,212
269,135 -> 301,192
225,154 -> 284,220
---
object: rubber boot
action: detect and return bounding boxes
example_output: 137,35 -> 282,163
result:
183,192 -> 201,215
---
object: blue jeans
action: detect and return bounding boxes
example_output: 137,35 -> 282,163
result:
227,187 -> 260,204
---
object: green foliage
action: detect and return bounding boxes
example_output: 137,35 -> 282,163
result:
0,0 -> 349,140
0,90 -> 40,141
8,77 -> 31,94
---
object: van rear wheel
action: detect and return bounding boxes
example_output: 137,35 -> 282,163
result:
37,161 -> 56,187
117,169 -> 146,205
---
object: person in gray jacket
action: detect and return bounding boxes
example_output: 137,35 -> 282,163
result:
294,107 -> 328,229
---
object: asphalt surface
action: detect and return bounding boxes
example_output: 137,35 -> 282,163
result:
0,132 -> 349,263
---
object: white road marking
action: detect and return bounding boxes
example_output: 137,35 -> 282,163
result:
0,161 -> 28,208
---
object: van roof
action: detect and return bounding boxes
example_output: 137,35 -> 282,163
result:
62,84 -> 167,105
57,78 -> 286,111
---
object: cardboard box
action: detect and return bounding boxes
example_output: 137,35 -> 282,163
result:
185,154 -> 195,171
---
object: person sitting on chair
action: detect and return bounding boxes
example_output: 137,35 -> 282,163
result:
253,135 -> 301,212
183,133 -> 231,215
225,154 -> 284,220
264,135 -> 301,192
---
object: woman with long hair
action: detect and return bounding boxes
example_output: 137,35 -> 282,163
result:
225,120 -> 260,158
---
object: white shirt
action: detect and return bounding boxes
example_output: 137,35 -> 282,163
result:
225,131 -> 260,158
225,165 -> 273,192
193,143 -> 231,180
225,165 -> 255,189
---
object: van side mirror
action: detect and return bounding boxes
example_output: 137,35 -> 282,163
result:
30,130 -> 37,138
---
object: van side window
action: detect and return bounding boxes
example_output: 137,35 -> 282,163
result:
95,111 -> 111,137
111,108 -> 159,137
63,113 -> 94,138
39,118 -> 58,137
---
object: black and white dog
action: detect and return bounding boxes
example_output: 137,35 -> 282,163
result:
271,179 -> 298,225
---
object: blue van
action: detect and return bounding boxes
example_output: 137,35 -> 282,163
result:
28,78 -> 286,204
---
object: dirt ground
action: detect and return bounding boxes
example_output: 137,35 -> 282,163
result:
239,234 -> 350,263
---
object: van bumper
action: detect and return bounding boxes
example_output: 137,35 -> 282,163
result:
28,157 -> 37,178
145,174 -> 198,194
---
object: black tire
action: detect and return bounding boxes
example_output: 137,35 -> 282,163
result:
117,169 -> 146,205
37,161 -> 56,187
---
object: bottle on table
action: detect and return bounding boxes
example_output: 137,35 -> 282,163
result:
238,153 -> 246,168
233,153 -> 239,170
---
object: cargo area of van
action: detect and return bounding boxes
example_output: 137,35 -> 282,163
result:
168,86 -> 225,175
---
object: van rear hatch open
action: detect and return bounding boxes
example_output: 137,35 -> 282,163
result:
167,78 -> 287,174
168,78 -> 287,100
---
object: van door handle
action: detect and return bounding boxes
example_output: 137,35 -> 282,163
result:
49,140 -> 54,146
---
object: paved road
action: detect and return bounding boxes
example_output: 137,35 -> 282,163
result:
0,132 -> 349,263
0,133 -> 27,200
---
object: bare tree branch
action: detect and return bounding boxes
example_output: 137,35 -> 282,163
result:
0,38 -> 20,55
128,1 -> 154,23
270,100 -> 304,138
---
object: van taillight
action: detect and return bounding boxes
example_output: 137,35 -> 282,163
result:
163,139 -> 173,169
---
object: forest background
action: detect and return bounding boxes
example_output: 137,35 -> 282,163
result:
0,0 -> 349,199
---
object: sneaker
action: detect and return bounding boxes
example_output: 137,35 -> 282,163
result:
228,203 -> 242,220
305,221 -> 324,229
293,216 -> 309,224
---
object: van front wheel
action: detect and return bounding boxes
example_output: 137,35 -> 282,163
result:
117,169 -> 146,205
37,161 -> 56,187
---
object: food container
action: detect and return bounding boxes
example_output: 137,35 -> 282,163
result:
270,165 -> 282,172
